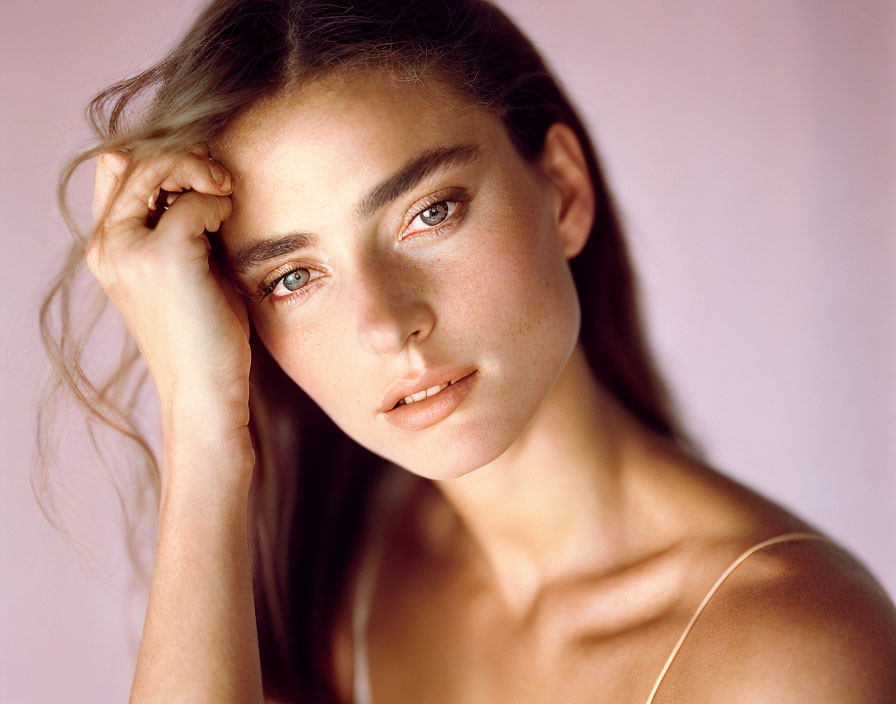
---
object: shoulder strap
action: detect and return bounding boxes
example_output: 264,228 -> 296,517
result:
351,529 -> 380,704
644,531 -> 832,704
351,469 -> 418,704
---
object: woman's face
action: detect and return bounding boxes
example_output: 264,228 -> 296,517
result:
215,69 -> 583,480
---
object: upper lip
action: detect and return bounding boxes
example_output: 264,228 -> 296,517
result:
381,366 -> 475,412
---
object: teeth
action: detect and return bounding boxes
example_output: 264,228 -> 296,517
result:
398,381 -> 451,407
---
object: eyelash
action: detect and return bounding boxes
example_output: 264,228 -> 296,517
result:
257,190 -> 468,305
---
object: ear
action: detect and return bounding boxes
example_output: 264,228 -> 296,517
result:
537,122 -> 596,259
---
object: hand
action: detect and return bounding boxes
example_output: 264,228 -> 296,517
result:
87,145 -> 253,484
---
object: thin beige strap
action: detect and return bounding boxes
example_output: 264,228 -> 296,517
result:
351,523 -> 383,704
643,531 -> 832,704
352,469 -> 418,704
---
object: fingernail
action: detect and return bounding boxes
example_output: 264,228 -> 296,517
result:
209,161 -> 225,185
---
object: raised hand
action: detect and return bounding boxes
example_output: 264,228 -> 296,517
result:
87,145 -> 253,491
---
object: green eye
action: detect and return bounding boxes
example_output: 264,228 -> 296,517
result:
282,269 -> 309,291
259,266 -> 320,303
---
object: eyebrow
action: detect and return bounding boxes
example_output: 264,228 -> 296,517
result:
226,143 -> 485,277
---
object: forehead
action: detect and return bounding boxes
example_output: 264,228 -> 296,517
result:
214,70 -> 501,221
220,68 -> 488,150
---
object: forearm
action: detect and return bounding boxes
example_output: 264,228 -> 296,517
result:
130,433 -> 262,703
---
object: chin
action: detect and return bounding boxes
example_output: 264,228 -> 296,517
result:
377,419 -> 530,482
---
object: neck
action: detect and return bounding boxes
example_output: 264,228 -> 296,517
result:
423,342 -> 681,618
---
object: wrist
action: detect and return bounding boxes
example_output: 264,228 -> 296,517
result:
161,422 -> 255,497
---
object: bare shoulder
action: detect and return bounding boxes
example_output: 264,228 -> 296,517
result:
664,535 -> 896,703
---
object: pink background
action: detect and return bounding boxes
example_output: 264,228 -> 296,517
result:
2,1 -> 893,701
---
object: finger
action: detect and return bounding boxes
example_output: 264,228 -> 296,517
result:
104,152 -> 232,234
187,142 -> 210,158
91,151 -> 129,234
159,152 -> 230,195
145,188 -> 186,231
164,142 -> 213,195
145,189 -> 233,257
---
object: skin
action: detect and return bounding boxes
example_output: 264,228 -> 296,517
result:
92,67 -> 896,702
210,69 -> 896,703
213,68 -> 653,625
90,148 -> 260,700
214,69 -> 580,486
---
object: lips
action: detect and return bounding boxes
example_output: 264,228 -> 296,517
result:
383,370 -> 479,430
381,366 -> 477,413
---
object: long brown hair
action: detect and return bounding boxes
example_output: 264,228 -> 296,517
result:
37,1 -> 701,701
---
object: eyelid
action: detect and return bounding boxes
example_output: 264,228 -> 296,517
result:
255,263 -> 324,302
250,186 -> 471,303
400,187 -> 469,238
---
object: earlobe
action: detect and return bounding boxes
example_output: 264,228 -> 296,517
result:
538,123 -> 596,260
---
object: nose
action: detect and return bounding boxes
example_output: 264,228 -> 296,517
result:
354,259 -> 435,355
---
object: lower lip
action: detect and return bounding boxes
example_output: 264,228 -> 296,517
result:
384,370 -> 479,431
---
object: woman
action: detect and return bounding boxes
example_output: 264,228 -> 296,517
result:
40,0 -> 896,702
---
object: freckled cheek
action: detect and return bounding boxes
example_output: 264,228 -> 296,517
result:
457,225 -> 562,342
251,312 -> 347,399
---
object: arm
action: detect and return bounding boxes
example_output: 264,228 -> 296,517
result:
87,148 -> 263,702
130,425 -> 262,703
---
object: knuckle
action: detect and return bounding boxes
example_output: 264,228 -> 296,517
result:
99,150 -> 129,175
128,156 -> 175,197
194,152 -> 231,190
220,194 -> 233,219
204,198 -> 224,231
191,153 -> 228,188
85,241 -> 117,284
156,190 -> 228,240
84,245 -> 100,275
159,152 -> 222,194
128,165 -> 163,195
208,198 -> 228,232
188,142 -> 210,158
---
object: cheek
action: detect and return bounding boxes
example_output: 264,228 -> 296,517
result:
455,209 -> 577,355
246,195 -> 577,418
250,307 -> 350,407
